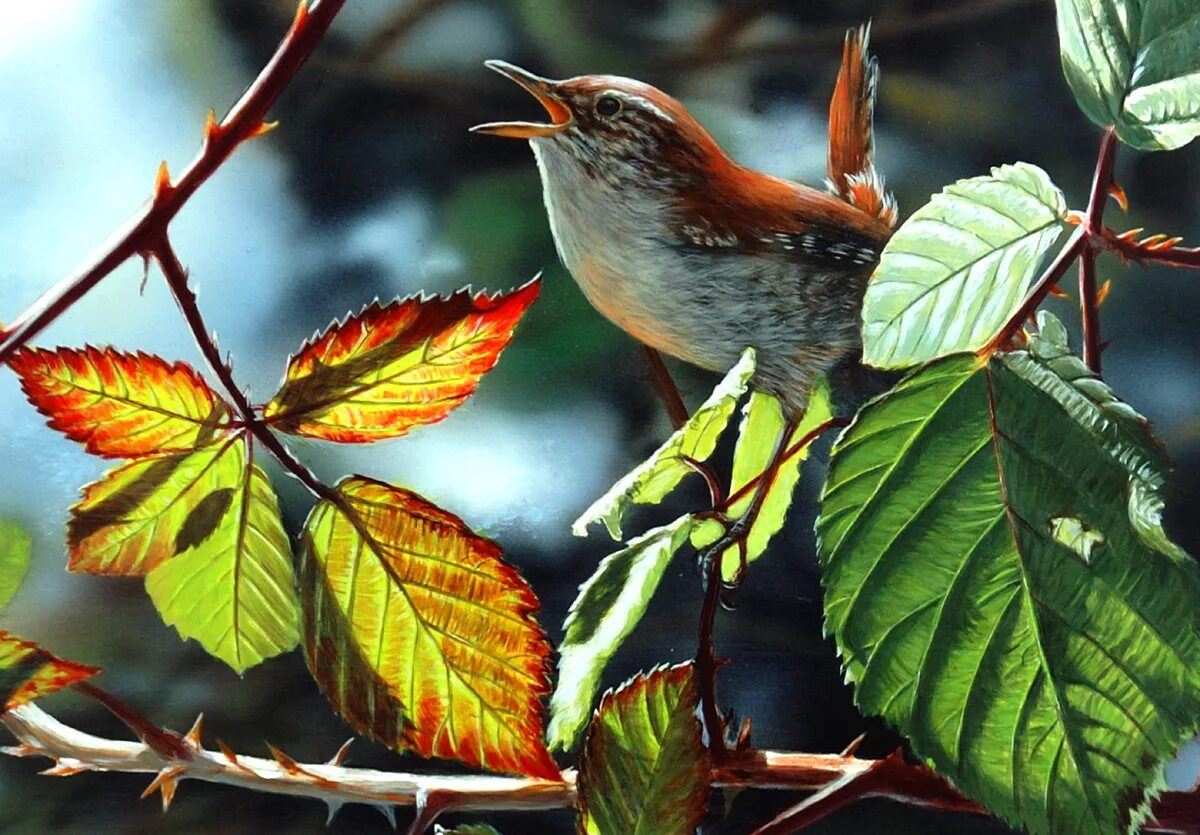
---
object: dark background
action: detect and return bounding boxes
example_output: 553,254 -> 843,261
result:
0,1 -> 1197,832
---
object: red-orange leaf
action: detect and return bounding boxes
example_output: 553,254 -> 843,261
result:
9,346 -> 229,458
300,476 -> 558,778
264,280 -> 540,443
0,631 -> 99,712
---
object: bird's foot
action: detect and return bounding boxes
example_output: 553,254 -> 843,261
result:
694,510 -> 753,604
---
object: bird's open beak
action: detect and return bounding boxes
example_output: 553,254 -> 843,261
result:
471,61 -> 572,139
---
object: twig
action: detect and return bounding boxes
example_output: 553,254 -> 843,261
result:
5,703 -> 1197,830
719,417 -> 848,512
73,682 -> 190,762
150,238 -> 337,503
696,551 -> 728,763
1100,226 -> 1200,270
0,0 -> 347,365
978,226 -> 1086,356
1080,128 -> 1118,373
641,345 -> 690,431
662,0 -> 1041,69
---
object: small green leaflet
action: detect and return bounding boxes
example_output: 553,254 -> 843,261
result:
548,516 -> 694,752
861,163 -> 1068,369
145,440 -> 301,675
0,520 -> 32,610
1056,0 -> 1200,150
817,316 -> 1200,834
577,663 -> 709,835
691,383 -> 833,584
573,348 -> 755,540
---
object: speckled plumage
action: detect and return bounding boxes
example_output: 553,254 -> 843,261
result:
477,28 -> 895,416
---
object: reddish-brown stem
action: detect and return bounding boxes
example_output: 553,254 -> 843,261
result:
1100,226 -> 1200,269
641,345 -> 690,431
979,227 -> 1086,356
150,239 -> 336,504
1079,128 -> 1118,372
73,682 -> 191,762
696,550 -> 728,764
0,0 -> 346,365
719,417 -> 848,512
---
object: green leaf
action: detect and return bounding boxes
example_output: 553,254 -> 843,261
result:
577,663 -> 709,835
1056,0 -> 1200,150
548,517 -> 694,752
861,163 -> 1067,369
572,348 -> 755,540
145,440 -> 301,674
691,382 -> 834,583
0,520 -> 32,610
817,324 -> 1200,834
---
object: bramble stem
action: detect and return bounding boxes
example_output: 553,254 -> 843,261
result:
5,702 -> 1198,829
151,239 -> 337,504
1080,128 -> 1119,372
0,0 -> 346,365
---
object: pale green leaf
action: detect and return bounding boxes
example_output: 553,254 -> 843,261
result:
548,516 -> 693,751
862,163 -> 1068,369
1056,0 -> 1200,150
0,520 -> 32,610
577,663 -> 709,835
572,349 -> 755,540
691,382 -> 834,583
146,441 -> 300,673
817,329 -> 1200,834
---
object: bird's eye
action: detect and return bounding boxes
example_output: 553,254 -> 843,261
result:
595,95 -> 622,117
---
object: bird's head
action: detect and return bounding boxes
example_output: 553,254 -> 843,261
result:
471,61 -> 729,189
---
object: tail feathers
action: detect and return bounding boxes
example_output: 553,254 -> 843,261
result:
826,24 -> 897,229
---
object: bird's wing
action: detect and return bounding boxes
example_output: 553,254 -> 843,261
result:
827,24 -> 897,228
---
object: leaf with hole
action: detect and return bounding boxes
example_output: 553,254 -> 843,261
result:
861,163 -> 1067,369
1056,0 -> 1200,150
577,662 -> 709,835
817,316 -> 1200,834
0,632 -> 99,712
573,347 -> 755,540
547,516 -> 694,752
691,381 -> 833,584
10,346 -> 230,458
300,476 -> 557,778
265,281 -> 540,443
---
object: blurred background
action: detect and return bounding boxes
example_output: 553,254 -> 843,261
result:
0,1 -> 1198,832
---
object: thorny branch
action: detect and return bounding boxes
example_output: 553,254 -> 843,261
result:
5,701 -> 1199,832
0,0 -> 347,362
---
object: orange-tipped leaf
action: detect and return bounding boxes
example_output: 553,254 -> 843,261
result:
0,631 -> 99,712
10,346 -> 230,458
265,281 -> 539,443
300,476 -> 558,778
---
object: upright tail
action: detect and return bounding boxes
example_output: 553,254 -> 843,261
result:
826,24 -> 897,229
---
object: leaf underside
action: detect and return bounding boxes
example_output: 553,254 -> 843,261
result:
265,281 -> 540,443
577,663 -> 709,835
861,162 -> 1067,369
573,347 -> 755,540
300,476 -> 558,778
548,516 -> 694,752
1056,0 -> 1200,150
818,322 -> 1200,834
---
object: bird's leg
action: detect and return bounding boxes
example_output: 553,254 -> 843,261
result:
696,417 -> 798,589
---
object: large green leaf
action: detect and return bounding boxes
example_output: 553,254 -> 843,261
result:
1056,0 -> 1200,150
817,320 -> 1200,834
547,516 -> 694,752
0,520 -> 32,610
145,440 -> 300,674
572,348 -> 755,540
577,663 -> 709,835
861,163 -> 1068,369
691,382 -> 833,584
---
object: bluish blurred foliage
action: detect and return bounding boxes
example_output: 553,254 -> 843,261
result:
0,1 -> 1197,832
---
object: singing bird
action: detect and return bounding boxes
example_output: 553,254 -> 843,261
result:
473,28 -> 896,548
